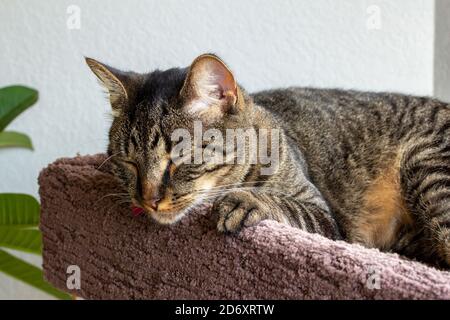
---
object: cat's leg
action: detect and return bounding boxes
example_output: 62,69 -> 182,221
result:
213,181 -> 342,240
401,138 -> 450,267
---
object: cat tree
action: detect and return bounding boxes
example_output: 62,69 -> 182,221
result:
38,154 -> 450,299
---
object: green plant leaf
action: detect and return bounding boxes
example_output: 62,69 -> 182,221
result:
0,131 -> 33,149
0,227 -> 42,254
0,85 -> 38,131
0,193 -> 40,227
0,248 -> 71,299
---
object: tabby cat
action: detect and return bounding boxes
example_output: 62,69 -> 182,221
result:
86,54 -> 450,268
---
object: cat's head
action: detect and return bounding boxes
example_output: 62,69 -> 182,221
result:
86,54 -> 253,224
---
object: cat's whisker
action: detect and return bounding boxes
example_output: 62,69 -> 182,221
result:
105,199 -> 130,212
178,183 -> 267,198
96,152 -> 121,171
193,186 -> 301,202
169,182 -> 282,202
191,180 -> 277,193
95,192 -> 129,204
171,181 -> 269,197
168,197 -> 196,207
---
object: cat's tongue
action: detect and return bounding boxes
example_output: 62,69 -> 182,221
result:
131,206 -> 145,217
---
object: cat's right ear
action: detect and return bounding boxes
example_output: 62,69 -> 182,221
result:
85,57 -> 136,116
180,54 -> 242,124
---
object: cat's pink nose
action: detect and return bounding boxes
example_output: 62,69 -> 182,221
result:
141,181 -> 162,210
143,197 -> 161,211
149,198 -> 161,210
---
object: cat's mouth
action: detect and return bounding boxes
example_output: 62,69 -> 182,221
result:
132,197 -> 194,224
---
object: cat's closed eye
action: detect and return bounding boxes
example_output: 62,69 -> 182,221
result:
161,159 -> 176,183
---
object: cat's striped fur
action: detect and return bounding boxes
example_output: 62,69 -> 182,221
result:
86,54 -> 450,268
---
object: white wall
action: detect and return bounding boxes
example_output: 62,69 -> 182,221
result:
0,0 -> 445,299
435,0 -> 450,102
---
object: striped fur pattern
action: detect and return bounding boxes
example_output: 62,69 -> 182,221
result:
86,54 -> 450,268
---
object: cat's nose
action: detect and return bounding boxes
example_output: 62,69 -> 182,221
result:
141,194 -> 161,211
140,181 -> 163,210
147,197 -> 161,211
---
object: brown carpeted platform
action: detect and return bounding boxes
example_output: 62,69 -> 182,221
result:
38,154 -> 450,299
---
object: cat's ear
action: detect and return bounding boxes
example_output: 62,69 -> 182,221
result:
85,57 -> 136,116
180,54 -> 241,122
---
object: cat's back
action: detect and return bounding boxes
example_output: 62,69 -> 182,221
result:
252,87 -> 419,122
251,87 -> 450,139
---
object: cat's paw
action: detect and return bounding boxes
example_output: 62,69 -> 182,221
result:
213,191 -> 265,233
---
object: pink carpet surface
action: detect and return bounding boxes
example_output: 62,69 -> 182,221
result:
38,154 -> 450,299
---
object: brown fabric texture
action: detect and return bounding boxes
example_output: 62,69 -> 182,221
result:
38,154 -> 450,299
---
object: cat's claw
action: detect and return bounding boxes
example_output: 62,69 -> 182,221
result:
213,191 -> 264,233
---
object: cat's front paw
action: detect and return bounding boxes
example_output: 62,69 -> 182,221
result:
213,191 -> 265,233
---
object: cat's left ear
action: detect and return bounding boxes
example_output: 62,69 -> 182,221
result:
180,54 -> 242,122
